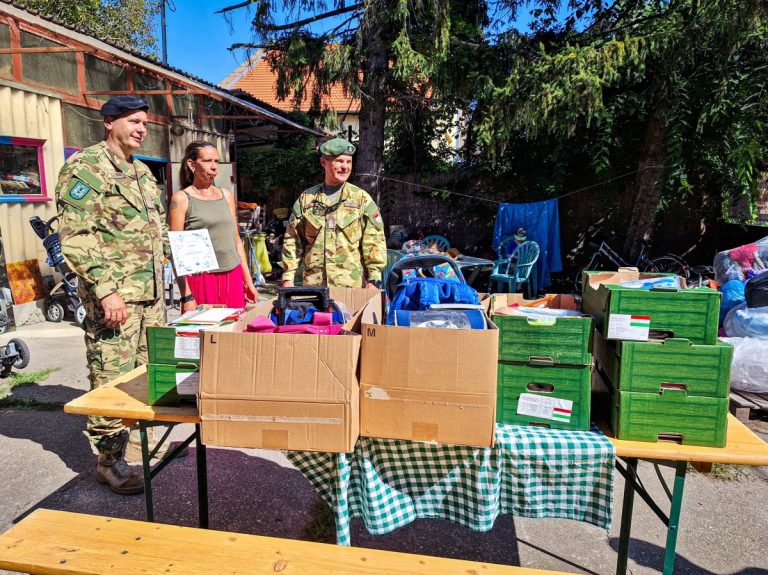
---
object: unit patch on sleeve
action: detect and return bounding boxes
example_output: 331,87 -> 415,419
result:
69,180 -> 93,201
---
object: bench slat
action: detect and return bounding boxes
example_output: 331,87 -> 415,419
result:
0,509 -> 572,575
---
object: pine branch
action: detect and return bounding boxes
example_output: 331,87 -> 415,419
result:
261,4 -> 364,31
216,0 -> 256,15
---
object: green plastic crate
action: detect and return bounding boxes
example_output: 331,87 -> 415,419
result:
491,294 -> 593,366
593,330 -> 732,398
497,362 -> 591,431
147,326 -> 201,366
610,389 -> 728,447
147,362 -> 199,406
582,270 -> 720,344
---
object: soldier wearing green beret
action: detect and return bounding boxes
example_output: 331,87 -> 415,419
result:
281,138 -> 387,289
56,96 -> 169,495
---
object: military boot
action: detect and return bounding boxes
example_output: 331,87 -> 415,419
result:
94,430 -> 144,495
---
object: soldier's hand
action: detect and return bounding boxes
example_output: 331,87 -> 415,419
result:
365,282 -> 379,290
282,280 -> 295,288
100,292 -> 128,327
181,299 -> 197,313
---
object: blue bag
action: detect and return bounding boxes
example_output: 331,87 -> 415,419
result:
386,255 -> 481,326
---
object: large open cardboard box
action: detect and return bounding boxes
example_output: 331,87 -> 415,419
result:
198,288 -> 377,453
358,293 -> 498,447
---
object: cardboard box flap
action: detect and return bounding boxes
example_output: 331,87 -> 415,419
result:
200,327 -> 360,402
200,397 -> 357,452
490,293 -> 582,313
586,270 -> 685,290
361,324 -> 497,392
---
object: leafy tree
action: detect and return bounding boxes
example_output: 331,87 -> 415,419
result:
476,0 -> 768,257
18,0 -> 161,56
220,0 -> 488,198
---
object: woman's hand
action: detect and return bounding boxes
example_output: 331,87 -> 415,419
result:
245,282 -> 259,303
181,298 -> 197,313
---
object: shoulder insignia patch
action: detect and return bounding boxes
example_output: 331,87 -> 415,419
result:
69,180 -> 93,201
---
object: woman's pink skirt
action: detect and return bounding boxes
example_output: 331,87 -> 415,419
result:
186,266 -> 245,308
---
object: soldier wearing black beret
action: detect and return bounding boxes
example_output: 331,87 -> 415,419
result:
55,95 -> 170,495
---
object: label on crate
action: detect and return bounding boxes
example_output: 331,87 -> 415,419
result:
607,314 -> 651,341
517,393 -> 573,422
174,335 -> 200,360
175,372 -> 199,396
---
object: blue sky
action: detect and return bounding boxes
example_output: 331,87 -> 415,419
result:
163,1 -> 259,85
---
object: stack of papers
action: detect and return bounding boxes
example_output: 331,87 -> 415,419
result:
170,307 -> 244,328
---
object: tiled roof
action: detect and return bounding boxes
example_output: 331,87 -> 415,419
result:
0,0 -> 324,136
222,52 -> 360,115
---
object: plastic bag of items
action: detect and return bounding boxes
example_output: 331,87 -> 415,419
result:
723,302 -> 768,338
713,236 -> 768,286
720,337 -> 768,393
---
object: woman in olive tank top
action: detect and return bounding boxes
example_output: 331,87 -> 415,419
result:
168,141 -> 258,311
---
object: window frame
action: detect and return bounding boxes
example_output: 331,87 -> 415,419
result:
0,136 -> 49,203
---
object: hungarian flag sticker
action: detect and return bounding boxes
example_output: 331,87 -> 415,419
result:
517,394 -> 574,423
607,313 -> 651,341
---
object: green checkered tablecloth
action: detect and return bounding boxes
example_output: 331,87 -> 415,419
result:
287,424 -> 615,546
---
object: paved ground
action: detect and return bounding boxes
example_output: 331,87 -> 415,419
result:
1,317 -> 768,575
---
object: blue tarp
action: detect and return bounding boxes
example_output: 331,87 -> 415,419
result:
492,199 -> 563,289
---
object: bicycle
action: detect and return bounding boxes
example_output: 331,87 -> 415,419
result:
574,237 -> 689,293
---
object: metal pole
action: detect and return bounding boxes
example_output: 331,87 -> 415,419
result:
161,0 -> 168,65
616,457 -> 638,575
662,461 -> 688,575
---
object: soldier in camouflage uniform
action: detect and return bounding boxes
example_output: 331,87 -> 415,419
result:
56,96 -> 169,495
281,138 -> 387,288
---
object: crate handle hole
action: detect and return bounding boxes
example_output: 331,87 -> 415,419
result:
657,433 -> 684,444
527,382 -> 555,393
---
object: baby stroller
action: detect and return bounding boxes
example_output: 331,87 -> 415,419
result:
29,216 -> 86,327
0,337 -> 30,378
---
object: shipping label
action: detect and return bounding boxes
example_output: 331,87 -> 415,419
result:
517,393 -> 573,422
607,313 -> 651,341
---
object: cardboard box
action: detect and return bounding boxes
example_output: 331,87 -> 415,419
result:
593,329 -> 732,398
582,269 -> 720,344
199,288 -> 377,453
490,293 -> 593,366
359,294 -> 498,447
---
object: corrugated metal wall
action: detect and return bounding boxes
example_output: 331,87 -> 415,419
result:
0,84 -> 62,274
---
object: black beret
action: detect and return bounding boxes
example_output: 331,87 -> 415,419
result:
100,95 -> 149,117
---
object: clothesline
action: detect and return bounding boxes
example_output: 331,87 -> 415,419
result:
356,164 -> 664,204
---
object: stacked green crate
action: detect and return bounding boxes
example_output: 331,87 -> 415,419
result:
585,271 -> 729,447
146,326 -> 200,406
491,294 -> 593,431
582,270 -> 720,344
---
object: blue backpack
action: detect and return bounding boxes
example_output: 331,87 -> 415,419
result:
386,255 -> 482,327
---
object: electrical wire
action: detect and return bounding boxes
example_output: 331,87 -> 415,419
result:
355,164 -> 665,205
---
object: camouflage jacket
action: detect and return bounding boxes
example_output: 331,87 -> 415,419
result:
56,141 -> 170,303
282,182 -> 387,287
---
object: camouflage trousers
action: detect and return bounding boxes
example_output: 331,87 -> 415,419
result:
83,297 -> 165,444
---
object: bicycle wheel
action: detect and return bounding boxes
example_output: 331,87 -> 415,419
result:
649,255 -> 690,281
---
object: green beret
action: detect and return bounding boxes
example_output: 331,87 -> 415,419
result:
319,138 -> 356,157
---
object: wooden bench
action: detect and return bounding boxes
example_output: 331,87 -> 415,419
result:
1,509 -> 574,575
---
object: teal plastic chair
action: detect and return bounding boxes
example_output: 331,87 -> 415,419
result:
383,248 -> 405,287
489,240 -> 540,297
496,237 -> 518,258
422,235 -> 450,252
